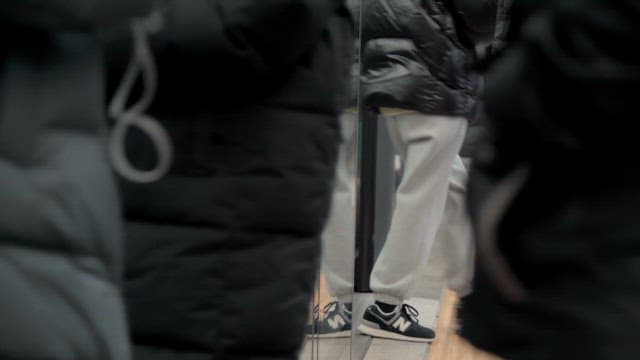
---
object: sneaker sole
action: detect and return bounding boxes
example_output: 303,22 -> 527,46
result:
306,330 -> 351,339
358,324 -> 435,343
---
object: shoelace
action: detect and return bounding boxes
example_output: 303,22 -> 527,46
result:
400,304 -> 420,323
323,301 -> 340,316
108,11 -> 173,183
312,301 -> 348,320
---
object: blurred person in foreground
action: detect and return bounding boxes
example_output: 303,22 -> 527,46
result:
0,2 -> 155,359
103,0 -> 355,359
460,0 -> 640,359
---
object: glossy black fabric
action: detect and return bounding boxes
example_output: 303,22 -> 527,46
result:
460,1 -> 640,358
0,2 -> 153,359
359,0 -> 487,116
107,2 -> 354,359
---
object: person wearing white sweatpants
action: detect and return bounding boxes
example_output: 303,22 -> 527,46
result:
313,0 -> 493,342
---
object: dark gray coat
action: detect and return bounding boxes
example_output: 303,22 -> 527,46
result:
1,2 -> 153,359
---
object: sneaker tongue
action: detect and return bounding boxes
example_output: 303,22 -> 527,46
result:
375,305 -> 397,318
375,301 -> 398,314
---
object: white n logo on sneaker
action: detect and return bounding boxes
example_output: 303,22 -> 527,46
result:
392,317 -> 411,333
328,315 -> 346,329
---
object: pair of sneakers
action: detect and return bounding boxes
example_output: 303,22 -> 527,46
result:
309,301 -> 435,342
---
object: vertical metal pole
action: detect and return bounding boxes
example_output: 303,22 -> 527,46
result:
354,106 -> 378,293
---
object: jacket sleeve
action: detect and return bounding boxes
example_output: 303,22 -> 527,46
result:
1,0 -> 156,29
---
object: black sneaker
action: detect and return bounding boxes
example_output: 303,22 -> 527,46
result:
307,301 -> 352,338
358,303 -> 435,342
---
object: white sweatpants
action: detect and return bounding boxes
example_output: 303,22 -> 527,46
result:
321,111 -> 472,304
419,155 -> 475,298
321,111 -> 358,303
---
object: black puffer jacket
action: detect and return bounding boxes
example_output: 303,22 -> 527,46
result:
0,2 -> 153,359
104,1 -> 354,359
359,0 -> 494,116
460,1 -> 640,359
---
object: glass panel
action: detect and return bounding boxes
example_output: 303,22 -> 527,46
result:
303,0 -> 361,358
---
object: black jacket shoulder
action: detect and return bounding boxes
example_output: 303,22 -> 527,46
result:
359,0 -> 491,116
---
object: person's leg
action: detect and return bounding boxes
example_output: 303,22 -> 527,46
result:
370,114 -> 468,305
321,111 -> 358,304
423,155 -> 475,297
358,114 -> 467,342
304,112 -> 357,338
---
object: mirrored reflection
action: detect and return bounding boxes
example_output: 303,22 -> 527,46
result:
302,108 -> 358,359
302,0 -> 361,358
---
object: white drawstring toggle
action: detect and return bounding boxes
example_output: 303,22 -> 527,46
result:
108,12 -> 173,183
